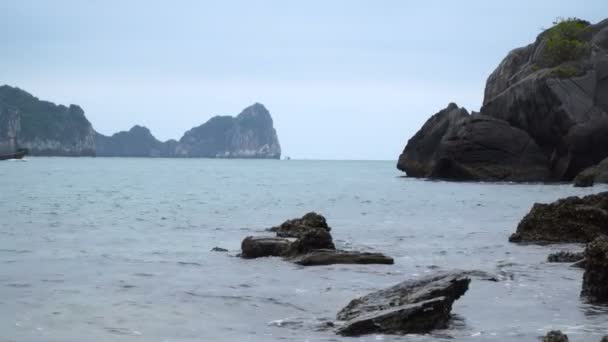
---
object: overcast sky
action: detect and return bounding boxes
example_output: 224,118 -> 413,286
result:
1,1 -> 606,159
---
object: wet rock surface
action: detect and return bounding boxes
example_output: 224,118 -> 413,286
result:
291,249 -> 394,266
509,192 -> 608,243
335,271 -> 470,336
581,235 -> 608,303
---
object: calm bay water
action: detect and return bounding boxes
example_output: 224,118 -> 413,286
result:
1,158 -> 607,342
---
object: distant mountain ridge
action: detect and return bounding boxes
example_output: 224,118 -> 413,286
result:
0,85 -> 281,159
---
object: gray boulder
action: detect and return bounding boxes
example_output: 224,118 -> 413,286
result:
291,249 -> 394,266
574,156 -> 608,187
510,192 -> 608,243
335,271 -> 470,336
269,212 -> 331,238
240,236 -> 291,259
581,235 -> 608,303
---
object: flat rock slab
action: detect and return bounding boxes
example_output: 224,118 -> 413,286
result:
335,271 -> 470,336
292,250 -> 394,266
240,236 -> 291,259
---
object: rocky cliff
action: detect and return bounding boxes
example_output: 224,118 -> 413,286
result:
95,103 -> 281,158
0,103 -> 21,155
0,85 -> 96,156
398,18 -> 608,181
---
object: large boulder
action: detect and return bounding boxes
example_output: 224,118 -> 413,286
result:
398,18 -> 608,182
269,212 -> 331,238
291,249 -> 394,266
335,271 -> 470,336
574,156 -> 608,187
240,236 -> 291,259
581,235 -> 608,303
284,228 -> 335,256
509,192 -> 608,243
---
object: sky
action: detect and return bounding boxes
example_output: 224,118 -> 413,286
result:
1,1 -> 606,160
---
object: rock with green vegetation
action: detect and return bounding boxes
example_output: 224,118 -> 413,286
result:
399,17 -> 608,182
0,85 -> 96,156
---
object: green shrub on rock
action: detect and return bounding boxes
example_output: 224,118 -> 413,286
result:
542,17 -> 591,68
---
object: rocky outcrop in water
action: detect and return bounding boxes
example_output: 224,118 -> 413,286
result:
581,235 -> 608,303
0,85 -> 96,156
239,212 -> 393,266
95,126 -> 177,157
547,251 -> 584,263
509,192 -> 608,243
574,156 -> 608,187
335,271 -> 470,336
543,330 -> 569,342
398,18 -> 608,181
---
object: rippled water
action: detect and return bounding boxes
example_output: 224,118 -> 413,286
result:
1,158 -> 607,342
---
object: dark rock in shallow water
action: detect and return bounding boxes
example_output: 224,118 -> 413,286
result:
601,336 -> 608,342
574,157 -> 608,187
291,249 -> 394,266
581,235 -> 608,303
285,228 -> 335,256
240,236 -> 291,259
543,330 -> 569,342
210,247 -> 228,252
509,192 -> 608,244
335,271 -> 470,336
269,212 -> 331,238
398,19 -> 608,182
547,251 -> 584,263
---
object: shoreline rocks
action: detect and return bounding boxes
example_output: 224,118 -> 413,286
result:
335,271 -> 470,336
509,192 -> 608,244
547,251 -> 584,263
574,157 -> 608,187
291,249 -> 394,266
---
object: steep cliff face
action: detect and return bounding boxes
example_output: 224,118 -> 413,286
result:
0,103 -> 21,154
0,85 -> 96,156
175,103 -> 281,158
398,18 -> 608,181
95,126 -> 176,157
95,103 -> 281,158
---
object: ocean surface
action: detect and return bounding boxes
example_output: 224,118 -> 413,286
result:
1,158 -> 607,342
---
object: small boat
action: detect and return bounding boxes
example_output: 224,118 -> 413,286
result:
0,148 -> 28,161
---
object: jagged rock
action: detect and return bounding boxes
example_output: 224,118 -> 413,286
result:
509,192 -> 608,243
581,235 -> 608,303
175,103 -> 281,158
547,251 -> 584,263
0,85 -> 95,156
543,330 -> 569,342
291,249 -> 394,266
285,228 -> 335,256
398,18 -> 608,182
574,157 -> 608,187
269,212 -> 331,238
335,271 -> 470,336
240,236 -> 291,259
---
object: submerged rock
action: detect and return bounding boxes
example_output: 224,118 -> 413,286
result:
547,251 -> 584,263
291,249 -> 394,266
509,192 -> 608,243
269,212 -> 331,238
335,271 -> 470,336
240,236 -> 291,259
543,330 -> 569,342
210,247 -> 228,252
581,235 -> 608,303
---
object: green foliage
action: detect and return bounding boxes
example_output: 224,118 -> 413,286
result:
542,17 -> 591,67
550,64 -> 583,78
